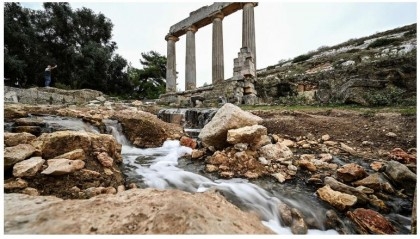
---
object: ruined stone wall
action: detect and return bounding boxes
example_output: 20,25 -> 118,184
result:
4,86 -> 104,105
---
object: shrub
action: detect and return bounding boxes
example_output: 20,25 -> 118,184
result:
364,86 -> 407,106
292,54 -> 312,63
367,38 -> 401,49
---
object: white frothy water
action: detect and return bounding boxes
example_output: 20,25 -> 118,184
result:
120,139 -> 338,235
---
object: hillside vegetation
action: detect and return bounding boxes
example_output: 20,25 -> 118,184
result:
256,24 -> 416,107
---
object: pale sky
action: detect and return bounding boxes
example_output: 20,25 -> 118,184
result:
19,1 -> 417,91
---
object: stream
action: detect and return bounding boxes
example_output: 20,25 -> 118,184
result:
7,114 -> 413,234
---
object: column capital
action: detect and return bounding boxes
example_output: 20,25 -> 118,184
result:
241,2 -> 258,8
165,34 -> 179,42
186,25 -> 198,33
211,11 -> 224,21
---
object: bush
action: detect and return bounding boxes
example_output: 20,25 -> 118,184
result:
367,38 -> 401,49
292,54 -> 312,63
364,86 -> 410,106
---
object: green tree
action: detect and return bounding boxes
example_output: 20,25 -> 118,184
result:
129,51 -> 167,99
4,2 -> 131,96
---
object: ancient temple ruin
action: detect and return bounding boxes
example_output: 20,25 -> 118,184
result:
160,2 -> 259,106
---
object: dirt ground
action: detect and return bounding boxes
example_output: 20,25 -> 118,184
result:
249,109 -> 417,159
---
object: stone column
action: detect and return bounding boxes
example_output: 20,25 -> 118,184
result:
165,34 -> 179,93
242,2 -> 257,70
212,12 -> 224,84
185,25 -> 197,90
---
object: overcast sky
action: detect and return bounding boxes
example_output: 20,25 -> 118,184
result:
20,1 -> 417,91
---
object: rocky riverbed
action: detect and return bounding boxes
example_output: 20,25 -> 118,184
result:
3,99 -> 417,235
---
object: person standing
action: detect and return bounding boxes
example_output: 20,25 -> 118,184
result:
44,64 -> 57,87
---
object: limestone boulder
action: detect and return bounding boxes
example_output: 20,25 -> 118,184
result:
259,143 -> 293,162
316,185 -> 358,211
198,103 -> 263,149
13,157 -> 45,177
336,163 -> 368,183
4,132 -> 36,147
227,125 -> 267,145
113,109 -> 183,148
4,188 -> 274,234
4,144 -> 36,168
30,131 -> 121,163
41,158 -> 85,175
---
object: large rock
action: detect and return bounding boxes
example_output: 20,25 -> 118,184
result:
41,158 -> 85,175
384,160 -> 416,191
259,143 -> 293,162
15,131 -> 125,198
113,109 -> 183,148
30,131 -> 121,162
4,188 -> 274,234
4,132 -> 36,147
227,125 -> 267,145
4,144 -> 36,168
13,157 -> 45,177
198,103 -> 263,149
316,185 -> 357,211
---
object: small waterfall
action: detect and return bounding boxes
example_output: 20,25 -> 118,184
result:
158,108 -> 218,137
102,119 -> 130,145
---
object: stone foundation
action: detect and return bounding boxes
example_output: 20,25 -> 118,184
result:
158,78 -> 260,107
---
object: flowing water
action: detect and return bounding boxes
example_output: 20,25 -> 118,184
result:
7,116 -> 412,234
101,119 -> 339,234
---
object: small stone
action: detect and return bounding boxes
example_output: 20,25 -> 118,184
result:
96,152 -> 114,168
220,171 -> 234,178
272,172 -> 286,183
370,161 -> 385,171
180,136 -> 197,149
319,153 -> 333,162
4,178 -> 28,190
205,164 -> 218,173
128,183 -> 137,189
117,185 -> 125,193
385,132 -> 397,138
299,159 -> 317,172
13,157 -> 45,177
321,134 -> 331,141
191,149 -> 205,159
21,187 -> 39,196
103,168 -> 113,175
234,143 -> 248,151
258,157 -> 269,165
244,171 -> 259,179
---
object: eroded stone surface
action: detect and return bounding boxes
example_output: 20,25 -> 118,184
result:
4,188 -> 274,234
